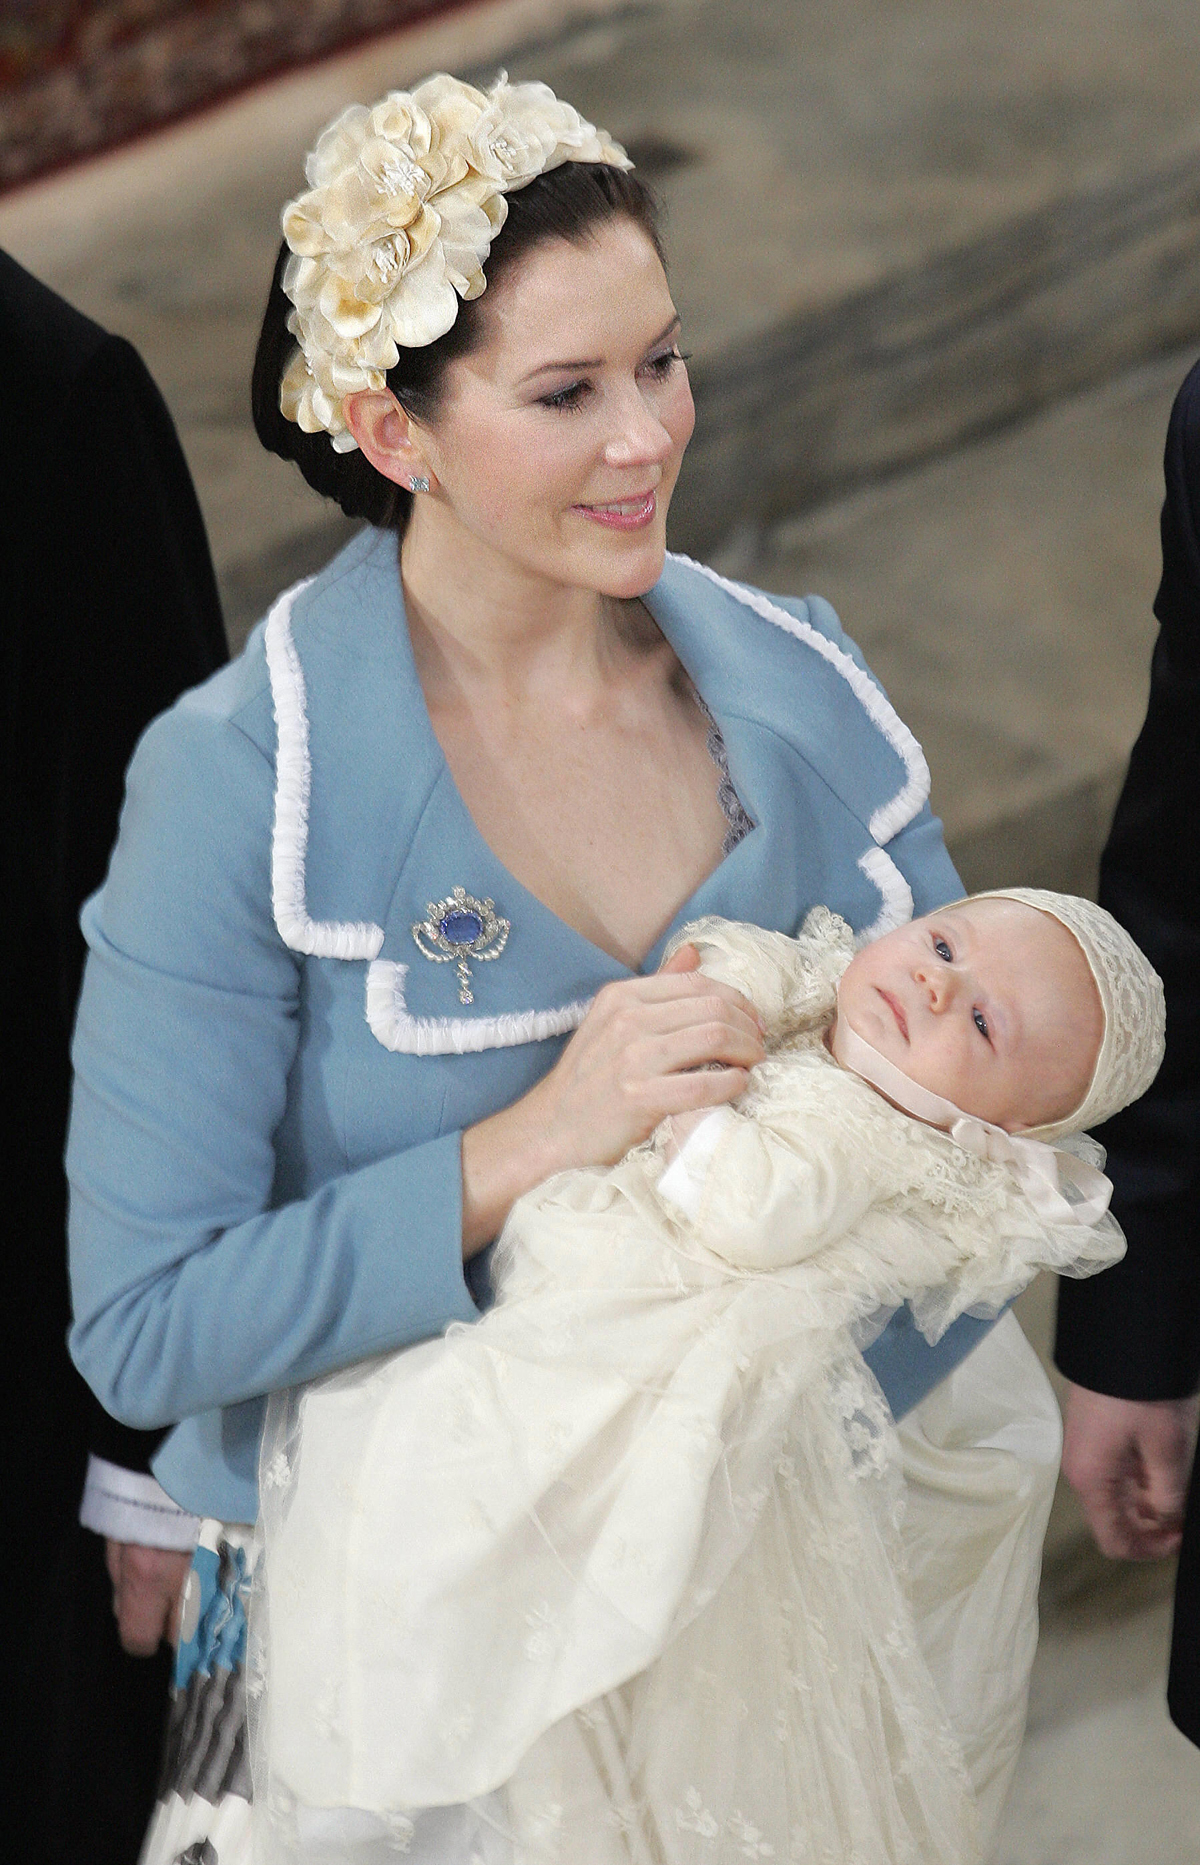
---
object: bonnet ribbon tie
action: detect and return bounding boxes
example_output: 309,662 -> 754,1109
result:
829,1011 -> 1112,1228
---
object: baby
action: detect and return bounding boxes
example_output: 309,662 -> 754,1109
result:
253,890 -> 1163,1865
658,887 -> 1115,1236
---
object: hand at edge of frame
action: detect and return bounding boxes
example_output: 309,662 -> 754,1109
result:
105,1539 -> 193,1657
1061,1383 -> 1200,1561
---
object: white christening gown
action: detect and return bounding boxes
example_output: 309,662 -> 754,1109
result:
251,910 -> 1121,1865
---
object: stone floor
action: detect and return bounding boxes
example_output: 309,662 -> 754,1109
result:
993,1538 -> 1200,1863
4,0 -> 1200,1854
9,0 -> 1200,610
719,350 -> 1181,898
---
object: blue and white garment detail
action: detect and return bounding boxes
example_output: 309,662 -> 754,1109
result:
139,1521 -> 256,1865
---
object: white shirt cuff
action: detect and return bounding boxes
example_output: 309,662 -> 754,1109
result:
79,1454 -> 202,1551
658,1105 -> 736,1219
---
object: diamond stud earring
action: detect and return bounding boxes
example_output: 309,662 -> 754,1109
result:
409,475 -> 430,493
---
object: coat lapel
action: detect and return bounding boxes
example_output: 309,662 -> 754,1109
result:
268,537 -> 923,1055
640,555 -> 928,950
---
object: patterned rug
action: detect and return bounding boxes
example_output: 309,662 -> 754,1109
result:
0,2 -> 470,192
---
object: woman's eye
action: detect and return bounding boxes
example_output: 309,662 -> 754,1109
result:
933,937 -> 953,961
539,380 -> 592,412
973,1008 -> 990,1040
643,347 -> 691,380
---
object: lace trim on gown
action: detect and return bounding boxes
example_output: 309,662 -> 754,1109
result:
694,690 -> 755,855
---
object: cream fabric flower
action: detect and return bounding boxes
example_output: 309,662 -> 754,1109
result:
278,72 -> 631,451
469,77 -> 630,185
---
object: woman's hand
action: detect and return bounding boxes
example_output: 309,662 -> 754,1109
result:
460,943 -> 765,1253
105,1539 -> 193,1657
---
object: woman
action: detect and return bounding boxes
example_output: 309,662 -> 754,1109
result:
66,74 -> 1053,1862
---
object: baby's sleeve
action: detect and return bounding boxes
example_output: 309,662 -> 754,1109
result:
658,1104 -> 874,1271
665,916 -> 828,1041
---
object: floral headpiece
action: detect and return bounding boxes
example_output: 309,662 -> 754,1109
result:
278,73 -> 631,452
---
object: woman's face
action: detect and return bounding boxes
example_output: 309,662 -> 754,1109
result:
408,218 -> 695,599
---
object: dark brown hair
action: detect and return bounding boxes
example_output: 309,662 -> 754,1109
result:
251,162 -> 664,531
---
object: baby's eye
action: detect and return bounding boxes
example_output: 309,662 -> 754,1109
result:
932,937 -> 953,961
973,1008 -> 990,1040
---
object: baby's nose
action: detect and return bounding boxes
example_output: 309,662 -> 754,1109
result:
915,964 -> 955,1011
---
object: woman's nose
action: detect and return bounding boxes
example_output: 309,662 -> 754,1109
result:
602,392 -> 674,470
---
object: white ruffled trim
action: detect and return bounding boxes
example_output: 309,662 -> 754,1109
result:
264,577 -> 585,1052
855,845 -> 915,943
669,556 -> 930,841
668,555 -> 930,938
264,582 -> 385,963
366,961 -> 591,1056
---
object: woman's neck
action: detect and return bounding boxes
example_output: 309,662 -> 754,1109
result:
394,503 -> 726,971
399,505 -> 649,707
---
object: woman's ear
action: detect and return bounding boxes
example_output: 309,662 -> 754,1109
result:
342,389 -> 435,492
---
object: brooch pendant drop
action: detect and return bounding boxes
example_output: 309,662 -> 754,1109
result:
412,887 -> 510,1005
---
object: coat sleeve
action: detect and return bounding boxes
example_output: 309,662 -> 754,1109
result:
67,699 -> 478,1433
1055,359 -> 1200,1401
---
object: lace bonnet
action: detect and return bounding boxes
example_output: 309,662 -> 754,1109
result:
973,887 -> 1165,1140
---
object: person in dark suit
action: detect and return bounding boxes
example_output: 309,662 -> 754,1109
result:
1055,353 -> 1200,1745
2,249 -> 228,1860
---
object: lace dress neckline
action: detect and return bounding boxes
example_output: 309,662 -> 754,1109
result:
693,687 -> 756,855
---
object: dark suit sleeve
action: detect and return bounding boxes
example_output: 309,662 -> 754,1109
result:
46,332 -> 228,1026
67,340 -> 228,1473
1054,359 -> 1200,1401
7,279 -> 228,1496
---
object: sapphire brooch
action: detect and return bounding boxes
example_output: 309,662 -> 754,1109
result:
412,887 -> 510,1005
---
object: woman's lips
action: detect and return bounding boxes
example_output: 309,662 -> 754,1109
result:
877,988 -> 909,1039
574,490 -> 657,530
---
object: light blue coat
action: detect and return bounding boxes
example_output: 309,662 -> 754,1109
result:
67,530 -> 993,1524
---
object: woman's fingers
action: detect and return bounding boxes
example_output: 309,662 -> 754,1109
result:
583,972 -> 766,1089
462,963 -> 768,1252
595,968 -> 766,1035
602,993 -> 763,1052
635,1064 -> 751,1115
543,1010 -> 762,1146
626,1019 -> 765,1081
105,1540 -> 194,1657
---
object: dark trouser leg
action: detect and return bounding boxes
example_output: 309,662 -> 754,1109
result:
19,1515 -> 171,1865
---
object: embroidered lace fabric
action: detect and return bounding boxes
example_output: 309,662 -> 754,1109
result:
250,910 -> 1123,1865
693,690 -> 755,855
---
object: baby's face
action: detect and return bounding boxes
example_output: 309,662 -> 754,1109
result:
835,898 -> 1103,1131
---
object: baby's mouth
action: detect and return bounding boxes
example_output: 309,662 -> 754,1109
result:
877,988 -> 909,1040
